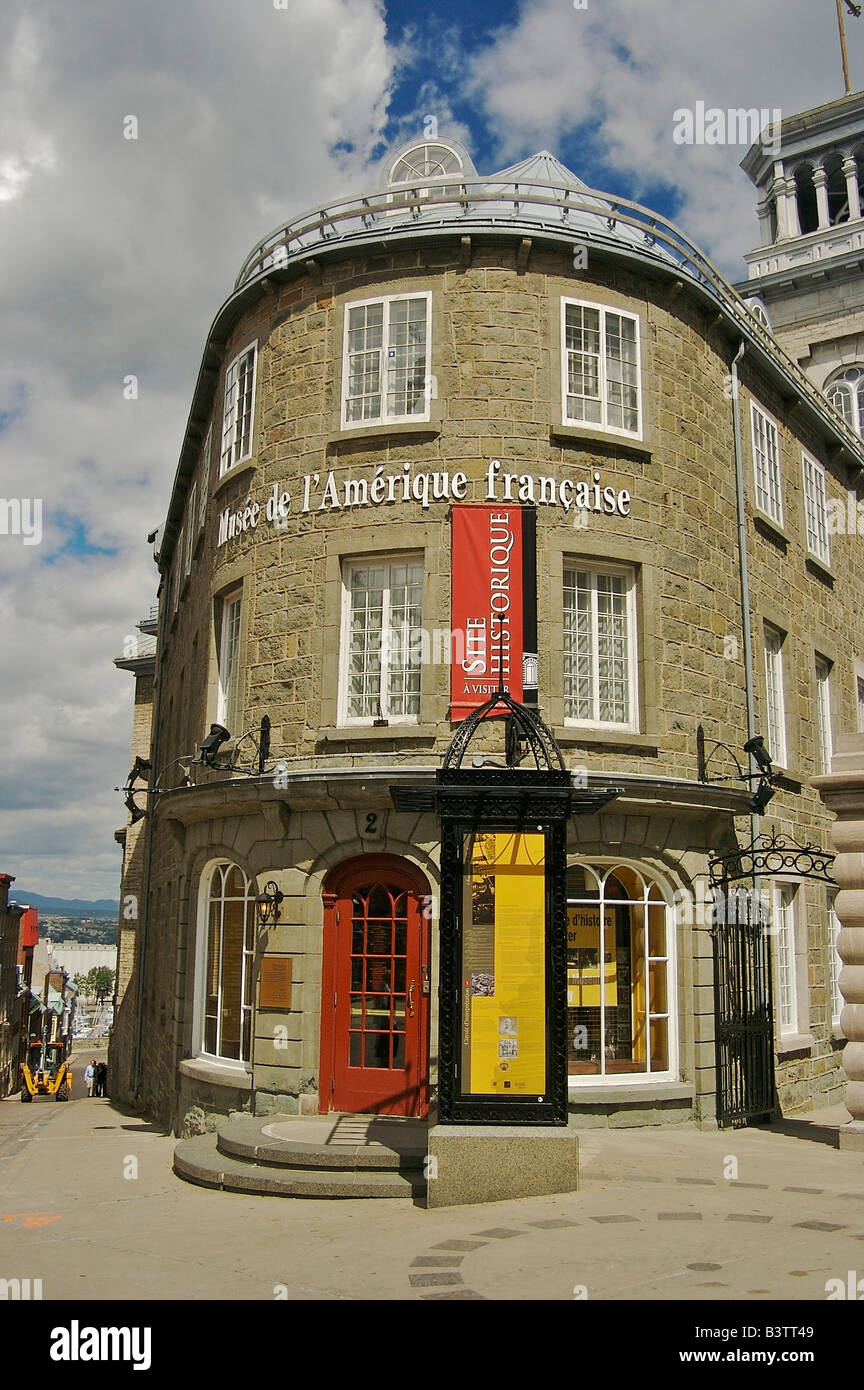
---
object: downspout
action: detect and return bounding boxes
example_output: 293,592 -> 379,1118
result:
131,582 -> 166,1105
730,339 -> 764,903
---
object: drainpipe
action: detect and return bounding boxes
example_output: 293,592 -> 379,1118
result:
131,584 -> 166,1105
730,340 -> 764,908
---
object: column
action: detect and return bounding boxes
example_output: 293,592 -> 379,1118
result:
756,197 -> 775,246
814,734 -> 864,1145
842,155 -> 861,222
812,166 -> 830,230
772,173 -> 793,239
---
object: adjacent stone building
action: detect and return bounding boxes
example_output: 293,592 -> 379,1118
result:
114,135 -> 864,1136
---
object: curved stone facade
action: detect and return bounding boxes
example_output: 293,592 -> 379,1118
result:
113,143 -> 864,1133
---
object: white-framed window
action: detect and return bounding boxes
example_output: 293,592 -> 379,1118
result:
216,590 -> 242,733
815,656 -> 833,774
802,452 -> 830,565
750,402 -> 783,525
339,556 -> 423,724
763,623 -> 787,766
828,894 -> 844,1029
220,343 -> 257,477
826,365 -> 864,436
773,882 -> 799,1037
198,422 -> 212,536
199,862 -> 255,1064
566,862 -> 676,1084
184,482 -> 197,578
563,563 -> 638,729
342,294 -> 431,427
562,299 -> 641,436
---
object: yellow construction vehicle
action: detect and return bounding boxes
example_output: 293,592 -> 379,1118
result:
20,1038 -> 72,1102
19,970 -> 76,1102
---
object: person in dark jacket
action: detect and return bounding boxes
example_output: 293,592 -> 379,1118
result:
95,1060 -> 107,1097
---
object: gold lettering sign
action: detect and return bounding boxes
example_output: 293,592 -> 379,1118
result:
259,957 -> 292,1010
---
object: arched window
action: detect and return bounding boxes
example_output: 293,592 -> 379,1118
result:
745,299 -> 771,331
825,366 -> 864,435
824,151 -> 849,226
201,862 -> 255,1062
386,142 -> 465,207
566,862 -> 674,1082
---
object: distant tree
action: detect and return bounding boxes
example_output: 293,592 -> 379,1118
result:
84,966 -> 116,1004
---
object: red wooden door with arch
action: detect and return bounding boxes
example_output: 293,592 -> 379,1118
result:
320,856 -> 430,1117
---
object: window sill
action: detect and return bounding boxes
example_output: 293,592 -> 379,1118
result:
770,764 -> 803,790
568,1080 -> 691,1102
320,723 -> 437,743
553,725 -> 659,753
329,420 -> 441,446
550,423 -> 651,458
805,552 -> 836,583
753,510 -> 789,546
213,460 -> 256,497
775,1031 -> 813,1058
179,1056 -> 253,1090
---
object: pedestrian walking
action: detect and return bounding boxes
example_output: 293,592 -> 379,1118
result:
95,1060 -> 107,1098
84,1060 -> 96,1097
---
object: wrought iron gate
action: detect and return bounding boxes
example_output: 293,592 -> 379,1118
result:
709,830 -> 836,1130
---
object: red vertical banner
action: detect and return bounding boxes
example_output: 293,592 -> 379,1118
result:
450,506 -> 524,720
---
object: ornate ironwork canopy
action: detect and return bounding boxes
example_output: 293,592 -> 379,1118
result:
709,826 -> 837,885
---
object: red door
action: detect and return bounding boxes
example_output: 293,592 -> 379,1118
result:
320,857 -> 430,1117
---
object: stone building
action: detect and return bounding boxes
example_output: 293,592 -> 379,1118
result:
0,874 -> 25,1098
113,136 -> 864,1138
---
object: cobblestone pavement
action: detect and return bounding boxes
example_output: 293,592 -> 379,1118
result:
1,1077 -> 862,1303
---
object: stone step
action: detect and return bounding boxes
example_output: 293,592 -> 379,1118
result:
215,1113 -> 426,1172
174,1134 -> 425,1199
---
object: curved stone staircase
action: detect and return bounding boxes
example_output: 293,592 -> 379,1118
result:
174,1112 -> 428,1199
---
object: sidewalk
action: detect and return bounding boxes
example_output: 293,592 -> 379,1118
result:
0,1092 -> 861,1301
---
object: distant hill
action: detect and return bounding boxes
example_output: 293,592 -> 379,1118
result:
9,891 -> 119,916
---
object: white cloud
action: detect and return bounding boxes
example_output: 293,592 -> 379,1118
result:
0,0 -> 398,898
468,0 -> 860,273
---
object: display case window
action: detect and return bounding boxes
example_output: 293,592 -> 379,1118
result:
566,863 -> 674,1082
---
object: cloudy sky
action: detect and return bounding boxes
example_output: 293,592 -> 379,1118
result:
0,0 -> 859,900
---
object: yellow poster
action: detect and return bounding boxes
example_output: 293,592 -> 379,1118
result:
463,832 -> 546,1095
567,906 -> 616,1007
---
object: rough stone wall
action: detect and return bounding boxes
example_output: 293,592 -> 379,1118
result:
121,239 -> 864,1125
0,877 -> 21,1098
108,668 -> 153,1109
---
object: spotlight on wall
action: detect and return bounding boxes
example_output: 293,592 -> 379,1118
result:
200,724 -> 231,766
743,734 -> 774,774
751,780 -> 776,814
256,880 -> 284,927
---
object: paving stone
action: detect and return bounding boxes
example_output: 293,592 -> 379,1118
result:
676,1177 -> 714,1186
471,1227 -> 524,1239
688,1262 -> 722,1270
420,1289 -> 487,1300
410,1256 -> 464,1267
658,1212 -> 703,1220
793,1220 -> 847,1232
431,1239 -> 488,1251
590,1214 -> 639,1223
727,1213 -> 772,1223
409,1272 -> 465,1287
783,1186 -> 823,1194
528,1218 -> 580,1229
729,1181 -> 770,1189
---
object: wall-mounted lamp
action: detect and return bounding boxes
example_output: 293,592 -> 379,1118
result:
200,723 -> 231,766
697,725 -> 776,815
256,881 -> 284,927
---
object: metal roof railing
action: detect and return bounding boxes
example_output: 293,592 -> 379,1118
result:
232,175 -> 864,461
